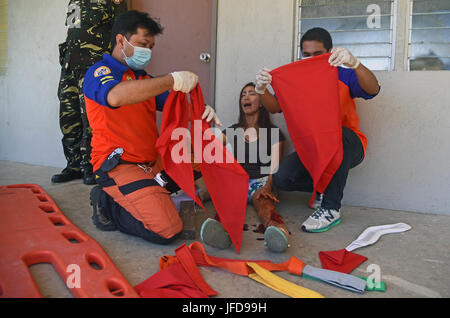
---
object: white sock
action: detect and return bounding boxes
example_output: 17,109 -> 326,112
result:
345,223 -> 412,252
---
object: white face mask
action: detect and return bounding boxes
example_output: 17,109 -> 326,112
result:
302,56 -> 313,60
122,38 -> 152,71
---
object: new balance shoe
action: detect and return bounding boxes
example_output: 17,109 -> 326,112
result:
264,226 -> 290,253
200,218 -> 232,249
301,207 -> 341,233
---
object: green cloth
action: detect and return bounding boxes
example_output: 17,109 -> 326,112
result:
357,276 -> 386,292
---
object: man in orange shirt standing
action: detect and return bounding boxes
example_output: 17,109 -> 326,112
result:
83,10 -> 221,244
255,28 -> 381,233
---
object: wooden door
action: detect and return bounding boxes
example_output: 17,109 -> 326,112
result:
132,0 -> 216,105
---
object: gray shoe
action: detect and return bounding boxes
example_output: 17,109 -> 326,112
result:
264,226 -> 289,253
200,218 -> 232,249
302,207 -> 341,233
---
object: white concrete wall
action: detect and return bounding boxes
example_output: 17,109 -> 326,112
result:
215,0 -> 450,215
1,0 -> 449,215
215,0 -> 296,155
0,0 -> 67,168
345,71 -> 450,215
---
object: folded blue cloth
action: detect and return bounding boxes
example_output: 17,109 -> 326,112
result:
302,265 -> 367,294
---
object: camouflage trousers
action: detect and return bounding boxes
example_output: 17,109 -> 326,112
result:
57,67 -> 92,172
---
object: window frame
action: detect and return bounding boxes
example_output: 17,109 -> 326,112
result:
0,0 -> 7,76
407,0 -> 450,71
293,0 -> 398,71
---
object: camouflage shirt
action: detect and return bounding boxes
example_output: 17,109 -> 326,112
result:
60,0 -> 128,70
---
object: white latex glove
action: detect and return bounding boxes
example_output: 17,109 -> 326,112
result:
329,48 -> 360,69
171,71 -> 199,93
202,105 -> 223,127
255,67 -> 272,94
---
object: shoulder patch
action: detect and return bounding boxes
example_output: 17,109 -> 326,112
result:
94,66 -> 112,78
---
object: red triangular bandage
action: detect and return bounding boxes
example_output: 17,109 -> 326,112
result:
156,91 -> 204,209
134,262 -> 210,298
160,242 -> 306,277
270,54 -> 343,207
318,249 -> 368,274
189,87 -> 249,253
156,86 -> 249,253
135,244 -> 217,298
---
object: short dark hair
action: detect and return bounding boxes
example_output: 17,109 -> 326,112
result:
300,27 -> 333,52
111,10 -> 164,49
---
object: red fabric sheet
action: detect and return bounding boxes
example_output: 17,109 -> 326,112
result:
270,54 -> 343,207
134,262 -> 210,298
156,85 -> 249,253
135,241 -> 306,298
160,242 -> 306,277
135,244 -> 217,298
156,90 -> 204,209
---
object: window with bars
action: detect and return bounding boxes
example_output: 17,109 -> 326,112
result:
0,0 -> 7,76
296,0 -> 397,71
408,0 -> 450,71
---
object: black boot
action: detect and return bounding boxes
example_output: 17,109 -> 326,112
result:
51,168 -> 83,183
90,186 -> 117,232
82,166 -> 96,185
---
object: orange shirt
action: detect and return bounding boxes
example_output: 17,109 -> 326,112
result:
338,81 -> 368,152
337,67 -> 379,154
83,54 -> 169,171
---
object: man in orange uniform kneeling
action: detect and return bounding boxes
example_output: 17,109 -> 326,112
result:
83,11 -> 221,244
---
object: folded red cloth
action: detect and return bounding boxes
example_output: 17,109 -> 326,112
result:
318,249 -> 368,274
135,244 -> 218,298
134,262 -> 210,298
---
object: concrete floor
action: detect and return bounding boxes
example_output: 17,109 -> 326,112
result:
0,160 -> 449,299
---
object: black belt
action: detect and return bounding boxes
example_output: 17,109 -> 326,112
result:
118,159 -> 153,165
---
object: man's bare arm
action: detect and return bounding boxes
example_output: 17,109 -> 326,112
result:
260,91 -> 282,114
354,64 -> 380,96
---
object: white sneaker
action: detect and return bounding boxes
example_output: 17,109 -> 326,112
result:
301,207 -> 341,233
